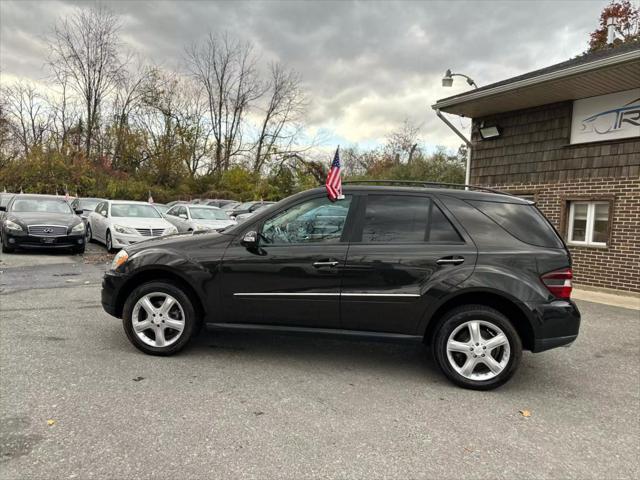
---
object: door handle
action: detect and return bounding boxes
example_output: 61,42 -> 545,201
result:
313,261 -> 339,268
436,256 -> 465,266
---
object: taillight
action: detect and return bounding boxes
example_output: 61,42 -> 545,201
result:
541,268 -> 573,299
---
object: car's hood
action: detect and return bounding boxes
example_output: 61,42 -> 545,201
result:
8,212 -> 80,227
125,229 -> 233,255
110,217 -> 173,229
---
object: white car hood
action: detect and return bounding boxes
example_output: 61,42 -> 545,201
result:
111,217 -> 173,229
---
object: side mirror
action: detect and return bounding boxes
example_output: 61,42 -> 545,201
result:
179,213 -> 188,219
241,230 -> 259,248
100,210 -> 108,217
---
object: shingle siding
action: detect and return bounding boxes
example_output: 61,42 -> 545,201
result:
470,102 -> 640,293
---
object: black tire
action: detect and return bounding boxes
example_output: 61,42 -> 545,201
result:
433,305 -> 522,390
86,224 -> 93,243
1,232 -> 15,253
105,230 -> 115,253
122,281 -> 199,356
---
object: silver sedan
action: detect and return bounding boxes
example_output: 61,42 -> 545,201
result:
164,204 -> 236,232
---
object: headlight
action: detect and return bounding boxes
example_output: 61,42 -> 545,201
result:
193,224 -> 211,231
166,226 -> 178,234
71,222 -> 85,233
111,250 -> 129,270
113,224 -> 137,235
4,220 -> 23,232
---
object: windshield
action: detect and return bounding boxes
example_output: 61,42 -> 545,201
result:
11,198 -> 73,214
155,205 -> 169,214
190,207 -> 229,220
111,203 -> 161,218
236,202 -> 255,210
78,199 -> 101,211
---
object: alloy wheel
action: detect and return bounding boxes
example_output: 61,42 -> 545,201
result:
446,320 -> 511,381
131,293 -> 186,348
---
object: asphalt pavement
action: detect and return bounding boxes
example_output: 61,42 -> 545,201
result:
0,246 -> 639,479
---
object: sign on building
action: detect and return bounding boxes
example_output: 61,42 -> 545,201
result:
570,88 -> 640,144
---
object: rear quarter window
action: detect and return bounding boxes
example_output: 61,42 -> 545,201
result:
469,200 -> 564,249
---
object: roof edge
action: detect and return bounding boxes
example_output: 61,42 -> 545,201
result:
431,48 -> 640,113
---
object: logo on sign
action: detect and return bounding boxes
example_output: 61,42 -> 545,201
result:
579,97 -> 640,135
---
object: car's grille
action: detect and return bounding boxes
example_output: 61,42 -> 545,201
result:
28,225 -> 68,237
135,228 -> 165,237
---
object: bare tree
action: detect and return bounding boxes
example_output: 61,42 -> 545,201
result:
252,63 -> 307,173
48,5 -> 125,158
2,82 -> 51,157
186,33 -> 262,173
385,119 -> 421,164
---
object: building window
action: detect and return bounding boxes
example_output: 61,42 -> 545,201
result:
567,201 -> 610,247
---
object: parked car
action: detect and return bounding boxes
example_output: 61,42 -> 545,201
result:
165,204 -> 236,232
205,199 -> 237,208
165,200 -> 190,208
220,202 -> 240,216
87,200 -> 177,252
229,201 -> 275,220
153,204 -> 170,217
0,194 -> 86,253
234,202 -> 277,223
101,183 -> 580,390
70,197 -> 106,225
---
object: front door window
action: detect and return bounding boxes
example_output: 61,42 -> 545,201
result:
261,196 -> 352,244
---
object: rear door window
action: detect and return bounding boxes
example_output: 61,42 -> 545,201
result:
469,200 -> 563,248
359,195 -> 462,243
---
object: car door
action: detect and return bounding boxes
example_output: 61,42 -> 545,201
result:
340,193 -> 478,334
220,194 -> 355,328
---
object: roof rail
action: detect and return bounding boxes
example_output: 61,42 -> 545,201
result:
341,180 -> 511,196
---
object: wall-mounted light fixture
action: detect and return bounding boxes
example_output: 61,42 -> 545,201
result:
478,122 -> 501,140
442,69 -> 478,89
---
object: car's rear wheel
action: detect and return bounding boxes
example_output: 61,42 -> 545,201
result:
433,305 -> 522,390
122,281 -> 198,356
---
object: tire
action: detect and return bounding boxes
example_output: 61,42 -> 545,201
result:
433,305 -> 522,391
86,224 -> 93,243
1,232 -> 15,253
122,281 -> 199,356
105,230 -> 115,253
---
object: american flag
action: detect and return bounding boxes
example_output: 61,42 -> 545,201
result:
325,147 -> 344,201
148,190 -> 154,204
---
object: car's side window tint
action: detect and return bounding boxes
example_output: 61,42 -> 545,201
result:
361,195 -> 429,243
262,196 -> 352,244
95,202 -> 104,213
428,203 -> 463,243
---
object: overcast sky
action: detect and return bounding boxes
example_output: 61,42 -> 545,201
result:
0,0 -> 608,152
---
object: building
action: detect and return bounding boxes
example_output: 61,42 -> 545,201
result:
433,43 -> 640,293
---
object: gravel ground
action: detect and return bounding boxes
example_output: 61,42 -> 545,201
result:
0,248 -> 638,480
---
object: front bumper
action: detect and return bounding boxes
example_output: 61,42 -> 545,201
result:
110,232 -> 153,249
529,299 -> 581,352
3,230 -> 85,249
101,270 -> 129,318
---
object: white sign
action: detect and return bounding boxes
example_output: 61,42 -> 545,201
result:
570,88 -> 640,144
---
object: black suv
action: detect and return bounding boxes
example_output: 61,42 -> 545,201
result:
102,183 -> 580,390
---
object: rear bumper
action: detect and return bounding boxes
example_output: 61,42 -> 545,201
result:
529,299 -> 581,352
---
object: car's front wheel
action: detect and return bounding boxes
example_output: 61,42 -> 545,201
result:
433,305 -> 522,390
86,224 -> 93,243
122,281 -> 198,356
105,230 -> 114,253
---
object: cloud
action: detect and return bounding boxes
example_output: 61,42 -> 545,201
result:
0,0 -> 606,149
